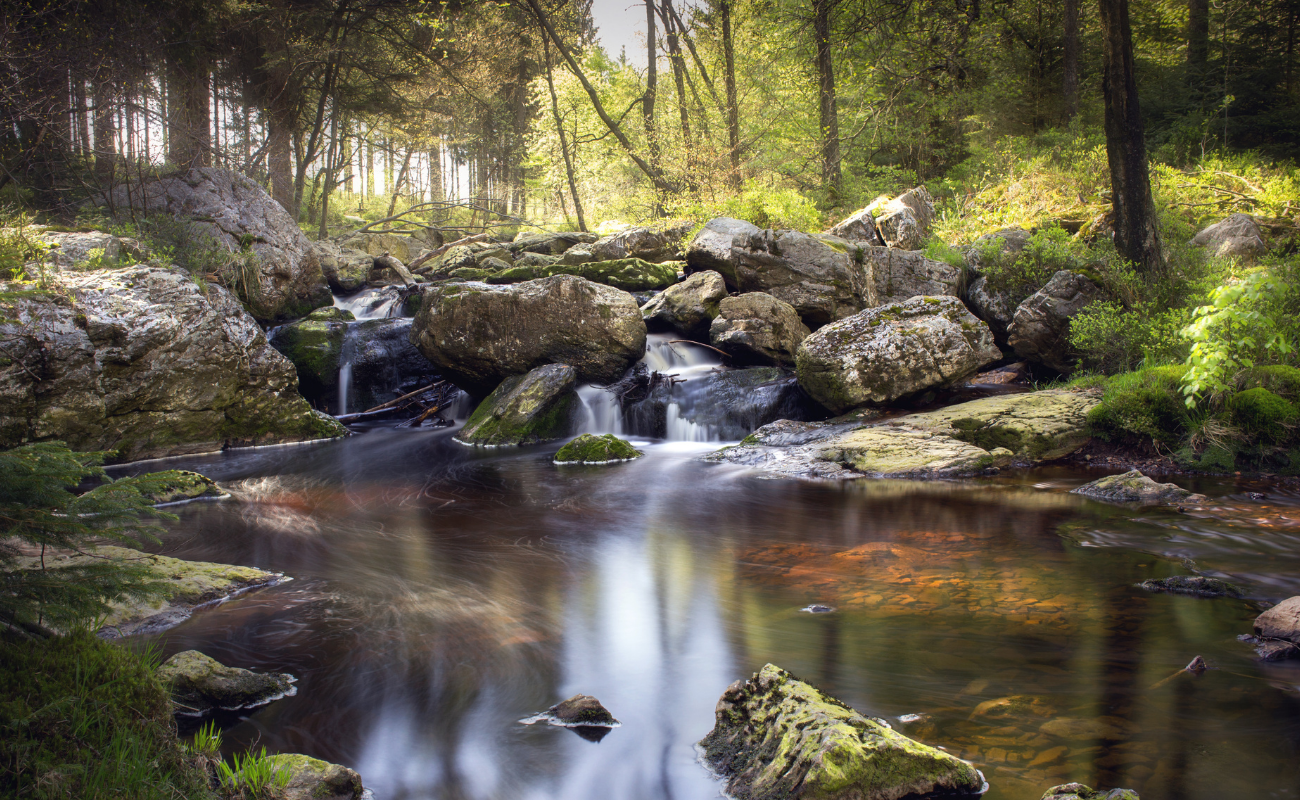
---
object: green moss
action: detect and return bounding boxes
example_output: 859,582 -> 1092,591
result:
1087,365 -> 1193,448
457,366 -> 580,446
1238,365 -> 1300,401
135,469 -> 223,504
1229,387 -> 1298,443
306,306 -> 355,322
554,433 -> 644,464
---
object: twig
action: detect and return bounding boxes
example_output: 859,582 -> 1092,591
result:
359,382 -> 443,415
667,339 -> 731,358
408,233 -> 494,271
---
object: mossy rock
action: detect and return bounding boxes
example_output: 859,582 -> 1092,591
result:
554,433 -> 643,464
1087,365 -> 1191,448
156,650 -> 295,716
448,266 -> 495,281
261,753 -> 365,800
269,318 -> 346,394
306,306 -> 355,322
456,363 -> 580,446
1139,575 -> 1243,598
136,469 -> 224,505
1238,365 -> 1300,401
1229,387 -> 1298,443
700,664 -> 983,800
1042,783 -> 1140,800
564,258 -> 680,291
1070,469 -> 1203,505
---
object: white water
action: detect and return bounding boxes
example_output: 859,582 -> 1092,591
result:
338,361 -> 353,415
335,286 -> 404,320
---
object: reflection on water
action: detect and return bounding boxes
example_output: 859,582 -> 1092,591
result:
114,430 -> 1300,800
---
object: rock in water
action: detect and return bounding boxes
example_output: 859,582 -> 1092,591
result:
106,167 -> 331,322
699,664 -> 983,800
1139,575 -> 1243,598
157,650 -> 295,716
315,243 -> 372,294
641,270 -> 728,339
796,296 -> 1001,413
409,275 -> 646,397
270,316 -> 348,401
136,469 -> 224,505
545,694 -> 620,726
554,433 -> 643,464
0,266 -> 345,460
1190,213 -> 1267,261
456,364 -> 580,446
1008,270 -> 1106,373
1070,469 -> 1206,504
710,293 -> 810,367
1255,596 -> 1300,645
261,754 -> 366,800
1041,783 -> 1140,800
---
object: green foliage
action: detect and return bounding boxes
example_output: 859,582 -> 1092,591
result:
671,180 -> 824,233
978,224 -> 1083,304
0,632 -> 215,799
187,720 -> 223,761
215,747 -> 291,800
0,442 -> 176,634
921,238 -> 966,269
1087,366 -> 1197,450
1069,301 -> 1191,374
1228,388 -> 1297,443
0,212 -> 50,284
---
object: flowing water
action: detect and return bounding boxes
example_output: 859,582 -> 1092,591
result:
113,423 -> 1300,800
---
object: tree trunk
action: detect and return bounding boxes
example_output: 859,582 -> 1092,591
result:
813,0 -> 841,204
267,103 -> 295,215
387,146 -> 413,218
1099,0 -> 1163,272
660,0 -> 692,149
720,0 -> 741,186
644,0 -> 660,164
1187,0 -> 1210,83
1064,0 -> 1080,120
165,48 -> 210,169
544,37 -> 586,232
93,79 -> 116,186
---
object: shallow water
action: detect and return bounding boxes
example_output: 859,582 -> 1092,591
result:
115,429 -> 1300,800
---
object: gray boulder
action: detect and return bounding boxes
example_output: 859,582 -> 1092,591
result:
589,223 -> 691,263
510,230 -> 597,255
1070,469 -> 1205,504
686,218 -> 874,328
427,244 -> 478,276
409,275 -> 646,396
796,296 -> 1001,413
269,316 -> 348,401
1008,269 -> 1106,372
965,276 -> 1018,345
157,650 -> 295,716
710,293 -> 810,367
106,167 -> 331,322
963,228 -> 1035,344
699,664 -> 983,800
640,270 -> 728,339
474,246 -> 514,265
315,242 -> 372,294
871,186 -> 935,250
456,363 -> 580,446
863,246 -> 965,302
41,230 -> 147,269
826,207 -> 883,245
556,244 -> 596,266
966,227 -> 1032,270
261,754 -> 365,800
515,251 -> 558,268
339,231 -> 420,263
346,318 -> 440,412
1191,213 -> 1267,261
1255,596 -> 1300,645
0,265 -> 344,461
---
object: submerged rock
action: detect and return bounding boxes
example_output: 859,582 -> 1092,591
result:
1071,469 -> 1206,505
1191,213 -> 1267,261
1008,270 -> 1106,373
409,275 -> 646,396
456,364 -> 580,446
261,754 -> 366,800
545,694 -> 620,726
137,469 -> 224,505
554,433 -> 643,464
0,265 -> 345,460
1139,575 -> 1243,598
157,650 -> 295,716
795,296 -> 1000,413
710,292 -> 810,367
1041,783 -> 1140,800
699,663 -> 983,800
641,270 -> 728,339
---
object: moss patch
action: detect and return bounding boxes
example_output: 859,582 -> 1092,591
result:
1229,387 -> 1298,443
1087,365 -> 1192,448
554,433 -> 644,464
135,469 -> 224,505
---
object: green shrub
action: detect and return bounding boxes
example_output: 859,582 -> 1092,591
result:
0,212 -> 50,283
1069,300 -> 1191,374
1087,365 -> 1196,449
978,224 -> 1082,305
922,237 -> 967,269
1229,388 -> 1298,443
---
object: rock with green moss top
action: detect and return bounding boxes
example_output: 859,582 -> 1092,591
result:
1229,387 -> 1298,442
554,433 -> 643,464
641,270 -> 727,339
410,275 -> 647,396
511,230 -> 598,255
563,257 -> 680,291
476,255 -> 514,274
1008,270 -> 1106,372
270,318 -> 347,400
428,244 -> 478,275
557,244 -> 595,266
157,650 -> 295,716
1042,783 -> 1140,800
456,364 -> 580,446
261,754 -> 365,800
137,469 -> 224,505
589,223 -> 692,263
1071,469 -> 1205,504
513,251 -> 557,268
1139,575 -> 1243,598
710,292 -> 810,367
700,663 -> 983,800
307,306 -> 355,322
448,266 -> 495,281
796,296 -> 1001,413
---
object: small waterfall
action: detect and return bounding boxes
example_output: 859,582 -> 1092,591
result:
335,286 -> 405,320
578,384 -> 625,435
337,332 -> 356,415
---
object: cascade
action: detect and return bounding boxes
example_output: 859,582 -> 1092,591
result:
334,285 -> 405,320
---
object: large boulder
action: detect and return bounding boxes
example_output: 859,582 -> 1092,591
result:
0,266 -> 345,461
862,246 -> 965,302
699,664 -> 983,800
339,231 -> 420,263
686,218 -> 874,328
410,275 -> 646,396
588,223 -> 691,263
41,230 -> 147,269
1254,596 -> 1300,645
710,293 -> 810,367
966,227 -> 1032,269
870,186 -> 935,250
1191,213 -> 1267,261
963,228 -> 1035,345
261,754 -> 366,800
456,363 -> 580,446
1008,269 -> 1106,372
157,650 -> 295,716
640,270 -> 728,339
796,296 -> 1001,413
510,230 -> 597,255
965,276 -> 1018,345
315,242 -> 372,294
826,207 -> 883,246
106,167 -> 331,322
269,314 -> 349,401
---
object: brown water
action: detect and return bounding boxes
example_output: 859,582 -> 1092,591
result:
116,427 -> 1300,800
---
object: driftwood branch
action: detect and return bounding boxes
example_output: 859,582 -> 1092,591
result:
667,339 -> 730,358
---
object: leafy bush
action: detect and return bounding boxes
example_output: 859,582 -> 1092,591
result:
1069,301 -> 1191,374
671,179 -> 824,233
977,224 -> 1082,305
0,211 -> 50,283
1087,366 -> 1197,450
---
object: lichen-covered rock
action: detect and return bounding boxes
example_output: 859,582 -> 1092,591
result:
826,207 -> 883,245
515,251 -> 558,269
409,275 -> 646,396
554,433 -> 643,464
339,231 -> 421,263
710,292 -> 810,367
1255,596 -> 1300,644
106,167 -> 331,322
966,227 -> 1033,269
262,754 -> 365,800
137,469 -> 224,505
480,259 -> 679,291
818,426 -> 1014,477
0,266 -> 345,461
870,187 -> 935,250
40,230 -> 148,269
510,230 -> 597,255
965,275 -> 1018,345
641,270 -> 728,339
588,223 -> 691,263
796,296 -> 1000,413
270,317 -> 347,400
1191,213 -> 1267,261
1071,469 -> 1205,504
427,244 -> 478,276
898,388 -> 1099,459
556,244 -> 595,266
862,246 -> 965,302
308,306 -> 355,322
1008,270 -> 1106,372
685,218 -> 874,328
456,364 -> 580,446
1139,575 -> 1243,598
157,650 -> 295,716
699,664 -> 983,800
315,243 -> 372,294
1041,783 -> 1140,800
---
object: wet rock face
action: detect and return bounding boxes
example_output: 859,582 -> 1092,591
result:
699,663 -> 983,800
1008,270 -> 1106,373
863,246 -> 965,303
262,754 -> 365,800
685,218 -> 875,328
1139,575 -> 1243,598
1041,783 -> 1140,800
1191,213 -> 1267,261
347,318 -> 441,412
796,296 -> 1001,413
106,167 -> 331,322
456,363 -> 580,446
270,318 -> 348,401
624,367 -> 824,441
710,292 -> 810,367
640,270 -> 728,339
547,694 -> 620,725
1070,469 -> 1206,505
409,275 -> 647,397
157,650 -> 296,716
0,265 -> 344,461
554,433 -> 643,464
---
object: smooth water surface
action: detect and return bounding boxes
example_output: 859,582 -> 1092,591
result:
117,429 -> 1300,800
